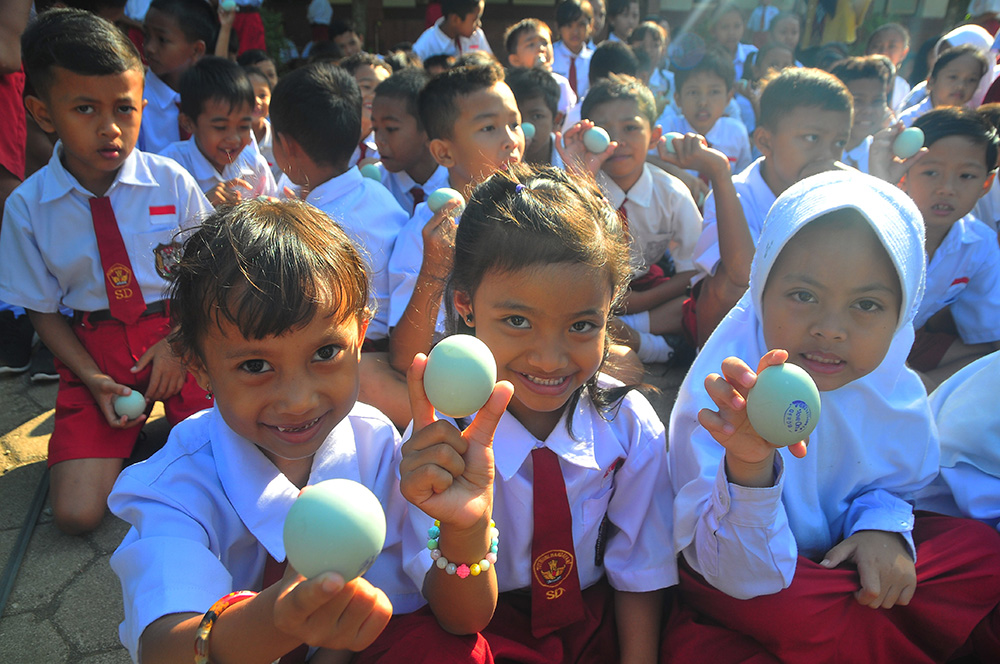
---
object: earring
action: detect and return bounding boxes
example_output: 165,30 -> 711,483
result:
465,313 -> 474,324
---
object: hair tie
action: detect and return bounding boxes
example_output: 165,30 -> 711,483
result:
515,184 -> 526,194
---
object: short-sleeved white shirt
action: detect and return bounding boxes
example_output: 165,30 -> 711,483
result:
891,75 -> 912,112
551,41 -> 592,99
551,70 -> 578,115
974,175 -> 1000,234
915,215 -> 1000,343
0,144 -> 211,313
401,377 -> 678,595
654,114 -> 752,175
387,201 -> 447,333
597,163 -> 703,276
897,96 -> 933,128
412,18 -> 493,62
378,164 -> 450,216
306,0 -> 332,25
306,167 -> 407,341
137,71 -> 181,156
842,134 -> 873,174
733,43 -> 758,81
748,5 -> 779,32
109,404 -> 423,663
161,138 -> 277,199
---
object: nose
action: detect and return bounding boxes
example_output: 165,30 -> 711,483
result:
809,309 -> 847,342
276,371 -> 319,416
99,113 -> 123,139
526,332 -> 569,374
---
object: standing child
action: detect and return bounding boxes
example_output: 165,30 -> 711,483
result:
412,0 -> 492,63
0,9 -> 213,534
340,53 -> 392,167
244,65 -> 279,179
503,18 -> 577,117
162,56 -> 276,206
552,0 -> 593,99
897,45 -> 988,127
765,12 -> 801,64
665,170 -> 1000,663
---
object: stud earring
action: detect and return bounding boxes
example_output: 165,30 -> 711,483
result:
465,313 -> 474,324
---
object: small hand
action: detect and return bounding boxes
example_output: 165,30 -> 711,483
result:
132,338 -> 187,402
655,131 -> 730,181
820,530 -> 916,609
206,178 -> 252,207
420,200 -> 460,281
868,123 -> 927,185
555,120 -> 617,179
82,373 -> 147,429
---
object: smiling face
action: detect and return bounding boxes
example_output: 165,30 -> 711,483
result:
761,214 -> 902,392
455,262 -> 612,440
756,105 -> 851,196
184,98 -> 254,173
510,27 -> 555,71
354,63 -> 392,139
928,54 -> 983,108
587,96 -> 658,192
844,77 -> 889,147
143,7 -> 204,89
899,134 -> 992,233
676,70 -> 731,136
248,73 -> 271,123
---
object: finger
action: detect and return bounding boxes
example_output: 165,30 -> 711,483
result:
855,564 -> 882,608
819,539 -> 852,569
462,380 -> 514,448
787,439 -> 808,459
406,353 -> 437,432
283,185 -> 299,199
896,579 -> 916,606
698,407 -> 736,437
719,357 -> 757,396
880,580 -> 903,609
282,571 -> 347,624
704,372 -> 746,414
755,348 -> 789,375
132,345 -> 157,373
349,589 -> 393,651
229,178 -> 253,191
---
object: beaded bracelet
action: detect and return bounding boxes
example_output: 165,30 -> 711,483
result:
194,590 -> 257,664
427,519 -> 499,579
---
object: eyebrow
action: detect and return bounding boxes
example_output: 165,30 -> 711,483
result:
494,300 -> 605,318
782,273 -> 897,295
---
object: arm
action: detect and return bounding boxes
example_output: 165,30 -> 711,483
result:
0,0 -> 32,74
214,4 -> 235,59
622,269 -> 697,313
615,590 -> 665,664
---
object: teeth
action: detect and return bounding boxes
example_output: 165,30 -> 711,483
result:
525,374 -> 566,386
805,353 -> 840,365
276,416 -> 320,433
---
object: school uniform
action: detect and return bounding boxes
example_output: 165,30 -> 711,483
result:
551,71 -> 578,116
377,163 -> 450,216
348,131 -> 381,169
412,19 -> 493,62
306,167 -> 407,341
647,66 -> 674,114
255,118 -> 281,180
232,0 -> 266,54
841,134 -> 873,173
732,43 -> 758,81
897,96 -> 932,128
161,138 -> 277,199
748,5 -> 779,33
890,75 -> 912,112
655,114 -> 753,174
551,41 -> 592,99
109,403 -> 424,663
974,175 -> 1000,234
0,144 -> 213,464
387,201 -> 448,335
665,170 -> 1000,663
137,70 -> 181,155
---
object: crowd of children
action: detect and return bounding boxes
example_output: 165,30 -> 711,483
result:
2,0 -> 1000,662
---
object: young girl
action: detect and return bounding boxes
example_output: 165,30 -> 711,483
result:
244,66 -> 280,180
898,44 -> 990,127
380,164 -> 676,663
708,6 -> 757,81
664,171 -> 1000,662
766,12 -> 801,64
605,0 -> 639,43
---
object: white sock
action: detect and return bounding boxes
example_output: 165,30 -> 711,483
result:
637,332 -> 674,364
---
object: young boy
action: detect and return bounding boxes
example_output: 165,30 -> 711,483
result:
137,0 -> 216,155
504,18 -> 577,116
0,8 -> 213,534
387,63 -> 523,375
162,57 -> 276,207
412,0 -> 492,63
507,67 -> 564,168
830,56 -> 893,173
371,67 -> 450,215
581,74 -> 703,362
656,49 -> 752,175
866,22 -> 911,111
692,67 -> 852,345
552,0 -> 593,99
330,19 -> 364,58
340,53 -> 392,167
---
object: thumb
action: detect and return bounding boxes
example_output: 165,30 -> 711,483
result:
132,345 -> 157,373
820,538 -> 854,569
462,380 -> 514,450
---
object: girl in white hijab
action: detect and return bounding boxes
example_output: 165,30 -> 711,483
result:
663,171 -> 1000,663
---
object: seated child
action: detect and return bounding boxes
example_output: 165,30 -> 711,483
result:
371,68 -> 450,215
137,0 -> 215,155
865,22 -> 912,111
551,0 -> 593,99
340,53 -> 392,166
559,39 -> 637,132
244,65 -> 280,180
503,18 -> 577,116
507,67 -> 565,168
733,41 -> 795,137
162,57 -> 276,206
412,0 -> 492,63
604,0 -> 639,43
829,56 -> 893,173
766,12 -> 801,65
665,170 -> 1000,663
707,5 -> 756,81
0,8 -> 213,534
897,45 -> 988,127
974,101 -> 1000,233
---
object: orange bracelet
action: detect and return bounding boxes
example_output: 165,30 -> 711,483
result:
193,590 -> 257,664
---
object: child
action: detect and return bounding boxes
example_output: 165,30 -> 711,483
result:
0,8 -> 213,534
340,53 -> 392,167
665,170 -> 1000,662
656,49 -> 752,174
829,56 -> 893,173
865,22 -> 911,111
692,67 -> 852,346
107,199 -> 427,663
552,0 -> 593,99
766,12 -> 801,64
399,164 -> 676,663
507,67 -> 564,168
237,48 -> 278,89
504,19 -> 577,117
587,0 -> 606,48
330,19 -> 364,58
245,66 -> 279,179
708,5 -> 756,81
558,40 -> 638,133
627,21 -> 671,114
897,45 -> 989,127
162,57 -> 276,206
412,0 -> 492,63
747,0 -> 778,47
137,0 -> 216,155
269,62 -> 410,426
371,68 -> 450,215
734,41 -> 795,137
604,0 -> 639,43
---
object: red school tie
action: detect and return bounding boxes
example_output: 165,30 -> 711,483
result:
262,554 -> 310,664
568,56 -> 578,96
89,197 -> 147,324
410,186 -> 425,213
617,199 -> 629,232
454,35 -> 462,55
530,447 -> 586,637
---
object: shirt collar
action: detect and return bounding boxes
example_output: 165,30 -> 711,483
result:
597,163 -> 652,208
40,142 -> 155,202
306,166 -> 363,207
144,70 -> 180,110
180,138 -> 232,183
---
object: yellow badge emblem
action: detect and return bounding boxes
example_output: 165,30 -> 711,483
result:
532,549 -> 574,588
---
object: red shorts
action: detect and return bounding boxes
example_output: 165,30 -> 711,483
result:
48,311 -> 212,466
232,11 -> 266,54
629,264 -> 670,292
907,326 -> 958,372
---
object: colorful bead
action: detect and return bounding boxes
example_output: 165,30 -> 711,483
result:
436,557 -> 449,569
427,520 -> 498,580
456,564 -> 471,578
428,525 -> 440,539
427,538 -> 439,550
445,563 -> 458,575
480,559 -> 490,571
470,563 -> 481,576
430,549 -> 442,560
485,553 -> 497,564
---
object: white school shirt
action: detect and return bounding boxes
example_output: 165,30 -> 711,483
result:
387,201 -> 449,333
897,96 -> 932,128
412,18 -> 493,61
841,134 -> 873,173
137,70 -> 181,155
306,0 -> 332,25
654,115 -> 752,174
552,70 -> 578,116
974,175 -> 1000,234
401,377 -> 678,595
109,404 -> 423,663
377,163 -> 450,216
733,43 -> 758,81
306,167 -> 407,341
914,215 -> 1000,343
551,41 -> 592,99
748,5 -> 779,32
161,138 -> 277,199
597,163 -> 702,277
693,157 -> 775,279
0,144 -> 211,313
255,118 -> 282,180
891,75 -> 912,112
647,66 -> 674,112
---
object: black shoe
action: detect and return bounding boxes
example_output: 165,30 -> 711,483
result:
0,311 -> 33,374
29,344 -> 59,382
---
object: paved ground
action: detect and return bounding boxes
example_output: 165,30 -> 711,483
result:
0,362 -> 685,662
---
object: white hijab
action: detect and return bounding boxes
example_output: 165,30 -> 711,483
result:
670,171 -> 940,559
937,24 -> 999,107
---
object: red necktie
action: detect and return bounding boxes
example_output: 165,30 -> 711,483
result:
568,57 -> 578,96
89,197 -> 147,324
409,186 -> 425,213
454,35 -> 462,54
175,102 -> 190,141
530,447 -> 585,637
617,199 -> 629,232
263,554 -> 310,664
358,141 -> 368,161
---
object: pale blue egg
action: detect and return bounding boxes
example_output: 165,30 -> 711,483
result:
427,187 -> 464,213
663,131 -> 685,154
220,0 -> 235,10
745,363 -> 821,447
423,335 -> 497,418
583,127 -> 611,153
893,127 -> 924,160
359,163 -> 382,182
113,391 -> 146,420
522,122 -> 536,140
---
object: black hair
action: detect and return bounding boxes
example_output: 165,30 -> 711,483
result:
307,41 -> 342,64
747,42 -> 794,82
21,8 -> 143,100
454,51 -> 499,68
236,49 -> 273,69
63,0 -> 127,13
340,52 -> 392,77
909,34 -> 941,86
588,41 -> 639,84
930,44 -> 988,81
423,53 -> 456,72
179,56 -> 255,120
768,11 -> 801,37
244,66 -> 270,87
506,67 -> 560,119
148,0 -> 218,49
674,48 -> 735,93
374,67 -> 431,131
828,55 -> 892,88
757,67 -> 852,130
913,106 -> 999,171
867,22 -> 910,50
169,198 -> 371,361
607,0 -> 637,20
418,62 -> 505,140
581,73 -> 656,125
555,0 -> 592,28
270,62 -> 361,167
504,18 -> 549,60
627,22 -> 665,48
978,102 -> 1000,132
329,19 -> 356,40
441,0 -> 481,20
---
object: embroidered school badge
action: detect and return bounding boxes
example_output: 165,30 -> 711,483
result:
154,241 -> 182,278
107,263 -> 132,288
533,549 -> 575,588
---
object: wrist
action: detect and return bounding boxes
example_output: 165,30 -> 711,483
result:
724,450 -> 776,488
435,514 -> 492,562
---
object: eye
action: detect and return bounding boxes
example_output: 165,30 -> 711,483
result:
803,134 -> 819,143
240,358 -> 271,374
480,124 -> 496,133
570,320 -> 598,333
117,104 -> 137,114
854,299 -> 883,313
505,315 -> 529,329
76,105 -> 95,114
314,344 -> 341,361
791,290 -> 816,303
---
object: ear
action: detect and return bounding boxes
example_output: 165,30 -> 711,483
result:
453,289 -> 474,325
428,137 -> 456,168
192,39 -> 207,61
353,318 -> 371,358
553,111 -> 565,128
24,95 -> 56,134
178,112 -> 197,137
754,125 -> 773,157
981,171 -> 996,198
727,87 -> 735,102
185,353 -> 212,394
646,123 -> 662,150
